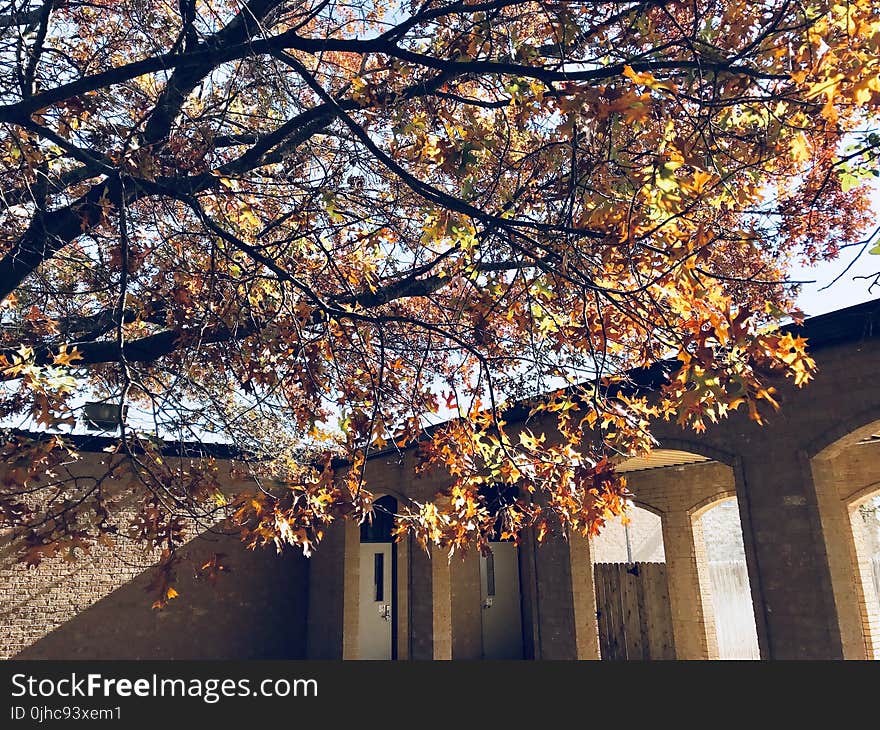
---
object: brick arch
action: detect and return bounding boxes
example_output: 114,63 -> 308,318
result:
644,435 -> 769,658
807,407 -> 880,461
618,442 -> 753,659
361,493 -> 398,528
651,435 -> 740,468
368,488 -> 407,504
847,481 -> 880,510
688,490 -> 738,520
630,499 -> 664,517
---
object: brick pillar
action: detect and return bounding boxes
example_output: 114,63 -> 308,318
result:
736,449 -> 844,659
306,518 -> 359,659
519,528 -> 540,659
809,456 -> 870,659
406,541 -> 454,660
406,540 -> 433,660
396,537 -> 410,660
342,521 -> 360,659
568,531 -> 601,659
431,546 -> 453,659
661,508 -> 717,659
518,530 -> 595,659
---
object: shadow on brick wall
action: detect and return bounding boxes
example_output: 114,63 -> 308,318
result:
13,532 -> 310,660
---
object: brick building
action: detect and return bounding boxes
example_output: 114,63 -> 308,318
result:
3,300 -> 880,660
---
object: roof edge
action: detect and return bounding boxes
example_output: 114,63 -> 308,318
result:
335,298 -> 880,467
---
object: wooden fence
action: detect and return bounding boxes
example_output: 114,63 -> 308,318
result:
594,562 -> 675,660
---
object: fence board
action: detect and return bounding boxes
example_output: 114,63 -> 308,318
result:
604,563 -> 622,660
652,564 -> 675,659
595,561 -> 611,659
635,566 -> 651,659
621,564 -> 643,659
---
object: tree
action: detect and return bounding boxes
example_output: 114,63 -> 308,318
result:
0,0 -> 878,604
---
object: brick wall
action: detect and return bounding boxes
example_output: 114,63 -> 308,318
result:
590,505 -> 665,563
0,451 -> 310,660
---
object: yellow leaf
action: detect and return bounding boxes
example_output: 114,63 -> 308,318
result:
52,345 -> 82,367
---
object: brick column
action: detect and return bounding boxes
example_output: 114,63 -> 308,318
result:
735,448 -> 844,659
405,541 -> 454,660
431,546 -> 453,659
406,540 -> 433,660
396,537 -> 410,660
809,455 -> 871,659
661,508 -> 717,659
306,518 -> 359,659
568,531 -> 601,659
519,530 -> 598,659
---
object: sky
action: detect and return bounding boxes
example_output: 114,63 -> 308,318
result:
792,251 -> 879,317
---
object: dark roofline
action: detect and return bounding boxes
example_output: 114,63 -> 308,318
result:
335,297 -> 880,468
789,297 -> 880,351
4,429 -> 244,460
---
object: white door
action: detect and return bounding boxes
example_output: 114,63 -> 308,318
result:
359,543 -> 393,659
480,543 -> 524,659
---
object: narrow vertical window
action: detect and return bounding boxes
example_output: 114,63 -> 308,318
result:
486,551 -> 496,597
374,552 -> 384,602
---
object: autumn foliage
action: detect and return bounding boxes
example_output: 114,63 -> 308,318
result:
0,0 -> 878,604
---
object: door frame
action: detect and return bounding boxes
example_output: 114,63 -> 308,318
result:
480,539 -> 527,659
360,495 -> 398,660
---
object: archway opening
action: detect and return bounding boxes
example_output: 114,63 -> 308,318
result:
606,448 -> 760,659
849,491 -> 880,659
811,420 -> 880,659
694,498 -> 760,659
590,502 -> 671,659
